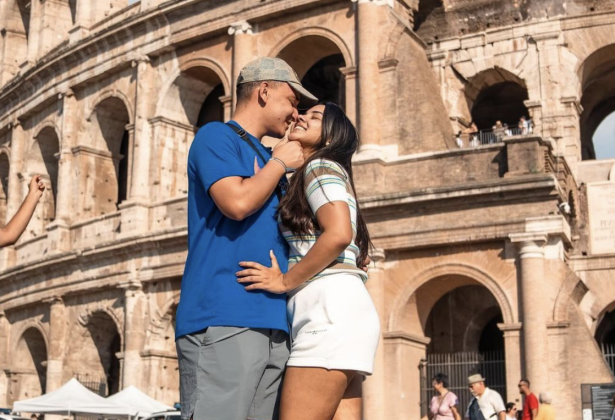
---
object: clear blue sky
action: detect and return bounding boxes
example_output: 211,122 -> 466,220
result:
594,112 -> 615,160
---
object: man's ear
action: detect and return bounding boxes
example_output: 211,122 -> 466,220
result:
257,81 -> 270,105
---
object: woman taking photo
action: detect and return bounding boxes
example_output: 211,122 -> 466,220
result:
236,102 -> 379,420
428,373 -> 461,420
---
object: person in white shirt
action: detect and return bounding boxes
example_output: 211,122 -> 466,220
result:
505,402 -> 518,420
465,374 -> 506,420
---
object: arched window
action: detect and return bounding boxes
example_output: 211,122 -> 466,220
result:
471,82 -> 529,132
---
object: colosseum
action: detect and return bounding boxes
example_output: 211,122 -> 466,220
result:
1,0 -> 615,419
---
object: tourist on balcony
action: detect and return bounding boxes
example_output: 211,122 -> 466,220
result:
175,57 -> 316,420
519,379 -> 539,420
0,175 -> 45,248
428,373 -> 461,420
504,123 -> 512,137
456,131 -> 464,148
493,120 -> 505,143
519,116 -> 532,135
465,374 -> 506,420
237,102 -> 379,420
469,122 -> 480,147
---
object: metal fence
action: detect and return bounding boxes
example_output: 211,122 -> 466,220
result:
419,350 -> 507,418
601,342 -> 615,376
74,373 -> 107,396
454,126 -> 531,148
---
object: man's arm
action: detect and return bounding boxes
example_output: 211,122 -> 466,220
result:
0,176 -> 44,247
209,137 -> 303,221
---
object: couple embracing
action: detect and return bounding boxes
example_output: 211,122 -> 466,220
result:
175,57 -> 380,420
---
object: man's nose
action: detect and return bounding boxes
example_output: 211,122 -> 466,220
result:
292,109 -> 299,122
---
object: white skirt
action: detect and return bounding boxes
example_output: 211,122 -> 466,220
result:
286,273 -> 380,376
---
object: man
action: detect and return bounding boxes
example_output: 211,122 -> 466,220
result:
175,57 -> 317,420
0,175 -> 45,247
465,374 -> 506,420
519,379 -> 539,420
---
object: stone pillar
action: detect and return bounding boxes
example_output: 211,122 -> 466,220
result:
7,120 -> 26,221
47,90 -> 75,253
546,321 -> 572,420
120,56 -> 154,234
25,0 -> 42,65
510,234 -> 549,393
130,55 -> 154,201
0,311 -> 10,407
44,296 -> 67,392
69,0 -> 93,43
356,0 -> 382,154
220,94 -> 232,122
498,323 -> 523,404
363,250 -> 386,420
340,66 -> 357,126
120,281 -> 145,389
38,0 -> 72,57
229,21 -> 254,112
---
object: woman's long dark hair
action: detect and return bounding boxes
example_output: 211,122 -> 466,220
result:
278,102 -> 372,266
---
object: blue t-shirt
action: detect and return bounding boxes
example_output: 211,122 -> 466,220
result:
175,121 -> 289,339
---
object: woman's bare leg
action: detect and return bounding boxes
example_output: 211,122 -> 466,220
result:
332,373 -> 362,420
280,367 -> 355,420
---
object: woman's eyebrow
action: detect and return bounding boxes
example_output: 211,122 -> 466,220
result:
311,111 -> 323,116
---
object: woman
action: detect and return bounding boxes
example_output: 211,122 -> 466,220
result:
428,373 -> 461,420
505,402 -> 518,420
236,102 -> 379,420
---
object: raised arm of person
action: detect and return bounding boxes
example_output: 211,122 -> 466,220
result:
0,175 -> 45,248
209,137 -> 304,221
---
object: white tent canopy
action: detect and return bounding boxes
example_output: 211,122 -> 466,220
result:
106,386 -> 174,417
13,378 -> 131,417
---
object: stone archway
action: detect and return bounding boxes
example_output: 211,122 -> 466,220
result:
276,35 -> 348,110
386,264 -> 514,420
23,127 -> 60,237
465,68 -> 530,132
10,327 -> 48,403
578,43 -> 615,160
67,311 -> 122,396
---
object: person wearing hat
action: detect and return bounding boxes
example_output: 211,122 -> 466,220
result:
175,57 -> 317,420
465,374 -> 506,420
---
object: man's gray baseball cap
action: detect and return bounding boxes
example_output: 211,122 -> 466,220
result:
237,57 -> 318,107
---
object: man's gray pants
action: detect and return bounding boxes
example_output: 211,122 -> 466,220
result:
176,326 -> 290,420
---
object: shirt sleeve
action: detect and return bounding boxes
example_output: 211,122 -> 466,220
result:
492,391 -> 506,413
529,394 -> 539,410
305,159 -> 349,214
188,123 -> 252,193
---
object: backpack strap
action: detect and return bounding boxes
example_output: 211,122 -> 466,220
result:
225,123 -> 283,202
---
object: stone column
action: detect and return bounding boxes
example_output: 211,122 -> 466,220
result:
47,90 -> 75,253
229,21 -> 254,112
44,296 -> 67,392
546,321 -> 571,420
120,56 -> 154,234
498,323 -> 523,404
220,94 -> 232,122
7,119 -> 26,221
510,234 -> 549,393
356,0 -> 382,154
0,310 -> 10,407
25,0 -> 42,65
339,66 -> 357,126
363,250 -> 386,420
120,281 -> 145,389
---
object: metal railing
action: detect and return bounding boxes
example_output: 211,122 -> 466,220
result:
601,342 -> 615,376
454,126 -> 532,148
419,350 -> 507,418
74,373 -> 107,396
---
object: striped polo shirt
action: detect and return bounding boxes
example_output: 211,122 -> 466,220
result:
279,158 -> 367,282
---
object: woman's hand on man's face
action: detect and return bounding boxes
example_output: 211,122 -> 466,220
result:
237,250 -> 289,294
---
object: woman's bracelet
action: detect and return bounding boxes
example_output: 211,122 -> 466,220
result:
269,157 -> 288,172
